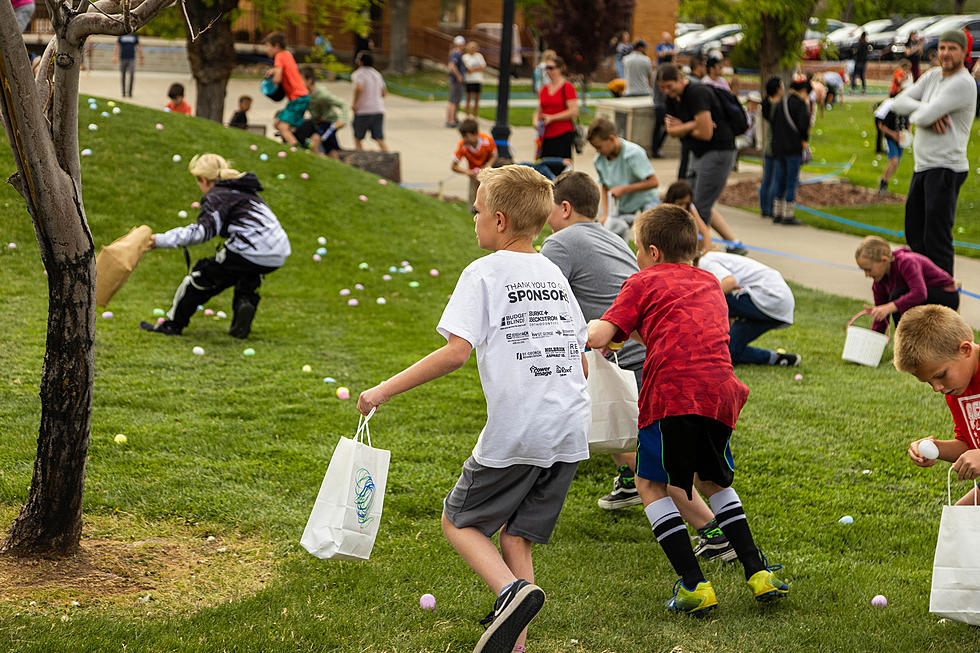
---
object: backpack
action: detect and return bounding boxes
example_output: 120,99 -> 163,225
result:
710,85 -> 748,136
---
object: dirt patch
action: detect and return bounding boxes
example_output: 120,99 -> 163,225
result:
0,517 -> 278,614
719,180 -> 905,208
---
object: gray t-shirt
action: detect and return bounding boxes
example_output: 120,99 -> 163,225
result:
540,221 -> 646,370
623,51 -> 652,95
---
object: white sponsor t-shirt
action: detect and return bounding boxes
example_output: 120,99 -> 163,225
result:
438,250 -> 591,468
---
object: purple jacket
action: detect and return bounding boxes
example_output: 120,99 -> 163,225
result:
872,247 -> 956,332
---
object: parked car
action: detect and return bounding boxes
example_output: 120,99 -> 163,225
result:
919,14 -> 980,62
803,21 -> 856,59
675,23 -> 742,56
888,15 -> 944,59
809,17 -> 854,33
833,18 -> 905,60
676,23 -> 705,37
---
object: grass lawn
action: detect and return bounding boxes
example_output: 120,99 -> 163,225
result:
0,98 -> 978,651
739,100 -> 980,258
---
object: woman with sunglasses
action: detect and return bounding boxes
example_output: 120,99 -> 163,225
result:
532,56 -> 579,161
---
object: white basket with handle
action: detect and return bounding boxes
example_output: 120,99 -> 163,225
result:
842,309 -> 891,367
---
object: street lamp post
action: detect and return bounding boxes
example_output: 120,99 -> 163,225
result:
491,0 -> 515,161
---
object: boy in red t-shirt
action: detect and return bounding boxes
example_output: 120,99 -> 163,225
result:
587,204 -> 789,615
451,119 -> 497,205
900,306 -> 980,505
264,31 -> 309,146
165,83 -> 192,115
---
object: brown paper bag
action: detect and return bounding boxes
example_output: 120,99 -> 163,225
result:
95,225 -> 152,307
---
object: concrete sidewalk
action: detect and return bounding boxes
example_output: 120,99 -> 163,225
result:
77,70 -> 980,328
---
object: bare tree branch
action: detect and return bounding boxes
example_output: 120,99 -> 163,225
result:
34,39 -> 56,126
66,0 -> 173,41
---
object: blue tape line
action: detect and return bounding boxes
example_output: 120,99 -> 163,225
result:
953,239 -> 980,251
961,288 -> 980,300
798,166 -> 851,184
795,205 -> 905,237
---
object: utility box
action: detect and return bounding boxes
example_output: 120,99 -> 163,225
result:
593,96 -> 679,158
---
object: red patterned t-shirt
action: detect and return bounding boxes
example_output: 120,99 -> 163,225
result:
601,263 -> 749,429
948,362 -> 980,449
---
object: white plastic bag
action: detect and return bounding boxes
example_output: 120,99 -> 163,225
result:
930,467 -> 980,625
301,409 -> 390,560
585,349 -> 639,454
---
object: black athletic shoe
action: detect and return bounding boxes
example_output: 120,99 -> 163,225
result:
693,521 -> 738,563
229,301 -> 256,339
473,580 -> 545,653
726,243 -> 749,256
139,320 -> 181,335
597,465 -> 642,510
775,352 -> 802,367
779,217 -> 803,226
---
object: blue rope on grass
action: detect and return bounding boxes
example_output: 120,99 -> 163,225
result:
794,205 -> 905,237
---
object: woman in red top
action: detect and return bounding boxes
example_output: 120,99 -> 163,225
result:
533,55 -> 579,160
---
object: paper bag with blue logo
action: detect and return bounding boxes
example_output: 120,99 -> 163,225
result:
930,468 -> 980,625
301,410 -> 389,560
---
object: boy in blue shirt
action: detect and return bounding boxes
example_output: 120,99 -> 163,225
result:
358,165 -> 590,653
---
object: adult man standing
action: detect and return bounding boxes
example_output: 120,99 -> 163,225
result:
658,62 -> 741,245
655,32 -> 674,64
891,30 -> 976,275
445,35 -> 465,128
622,40 -> 653,97
113,32 -> 144,98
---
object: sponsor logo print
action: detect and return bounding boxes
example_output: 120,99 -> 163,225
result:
527,310 -> 558,325
505,330 -> 529,344
555,364 -> 573,376
544,346 -> 566,358
500,313 -> 526,329
529,365 -> 552,377
567,341 -> 580,359
516,350 -> 543,361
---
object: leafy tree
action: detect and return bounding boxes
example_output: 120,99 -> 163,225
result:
530,0 -> 635,94
0,0 -> 178,558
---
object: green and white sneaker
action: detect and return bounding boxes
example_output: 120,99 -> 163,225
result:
693,520 -> 737,563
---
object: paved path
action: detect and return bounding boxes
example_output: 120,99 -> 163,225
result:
77,70 -> 980,329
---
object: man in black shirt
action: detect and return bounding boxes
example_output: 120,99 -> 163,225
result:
658,63 -> 741,246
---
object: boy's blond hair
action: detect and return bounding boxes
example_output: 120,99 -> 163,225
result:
633,204 -> 698,263
188,153 -> 245,182
477,165 -> 553,238
855,235 -> 893,262
894,305 -> 974,373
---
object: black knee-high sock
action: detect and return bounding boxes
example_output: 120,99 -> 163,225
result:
646,497 -> 704,589
709,487 -> 765,579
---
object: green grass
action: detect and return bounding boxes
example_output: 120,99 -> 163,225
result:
1,97 -> 978,651
741,101 -> 980,258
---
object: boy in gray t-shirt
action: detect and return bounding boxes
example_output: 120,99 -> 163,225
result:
541,171 -> 735,562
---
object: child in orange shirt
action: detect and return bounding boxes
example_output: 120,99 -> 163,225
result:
264,31 -> 310,145
165,83 -> 192,115
451,119 -> 497,205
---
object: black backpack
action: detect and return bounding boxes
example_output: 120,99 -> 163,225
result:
710,85 -> 749,136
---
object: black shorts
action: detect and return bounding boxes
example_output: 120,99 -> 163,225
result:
540,131 -> 574,159
635,415 -> 735,499
353,113 -> 384,140
466,82 -> 482,94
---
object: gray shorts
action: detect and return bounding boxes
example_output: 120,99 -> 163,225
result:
689,148 -> 737,225
443,457 -> 579,544
449,77 -> 464,104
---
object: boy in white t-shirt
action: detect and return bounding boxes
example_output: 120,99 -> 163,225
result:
358,165 -> 590,653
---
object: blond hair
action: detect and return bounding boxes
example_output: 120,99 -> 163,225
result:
188,153 -> 244,182
894,305 -> 974,373
634,204 -> 698,263
477,165 -> 553,238
855,235 -> 893,262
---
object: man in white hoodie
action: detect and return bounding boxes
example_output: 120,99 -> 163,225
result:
890,30 -> 976,276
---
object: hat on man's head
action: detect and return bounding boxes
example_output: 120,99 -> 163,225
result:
939,29 -> 968,49
453,35 -> 466,46
747,91 -> 762,103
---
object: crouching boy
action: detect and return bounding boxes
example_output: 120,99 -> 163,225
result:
900,305 -> 980,505
358,165 -> 591,652
587,205 -> 788,615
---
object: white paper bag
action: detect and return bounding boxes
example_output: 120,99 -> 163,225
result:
930,468 -> 980,625
301,409 -> 390,560
585,349 -> 639,454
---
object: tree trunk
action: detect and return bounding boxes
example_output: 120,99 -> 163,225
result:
954,0 -> 966,14
387,0 -> 412,75
757,14 -> 783,98
0,0 -> 180,559
185,0 -> 238,122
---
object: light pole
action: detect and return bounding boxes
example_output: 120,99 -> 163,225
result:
491,0 -> 515,161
